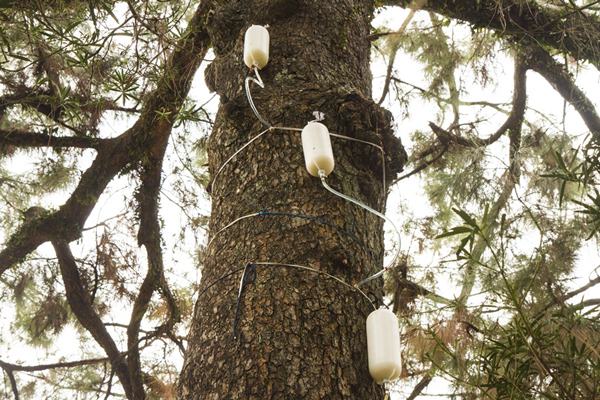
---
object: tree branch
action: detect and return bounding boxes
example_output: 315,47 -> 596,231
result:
580,298 -> 600,307
0,366 -> 19,400
508,55 -> 527,182
457,55 -> 527,303
0,91 -> 85,135
0,129 -> 103,149
524,42 -> 600,143
0,357 -> 109,373
391,55 -> 528,186
392,143 -> 449,184
559,273 -> 600,303
52,240 -> 134,399
383,0 -> 600,69
0,135 -> 132,276
391,77 -> 428,93
429,53 -> 528,149
127,122 -> 171,400
378,0 -> 426,105
0,0 -> 214,279
406,374 -> 433,400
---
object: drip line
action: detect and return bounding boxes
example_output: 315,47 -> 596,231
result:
232,262 -> 256,340
273,126 -> 302,132
320,175 -> 401,287
254,262 -> 375,310
329,132 -> 386,203
206,212 -> 261,251
210,126 -> 385,204
210,126 -> 301,195
245,66 -> 271,128
208,70 -> 400,290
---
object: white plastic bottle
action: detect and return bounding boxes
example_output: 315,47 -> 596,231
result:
366,307 -> 402,384
301,122 -> 335,177
244,25 -> 269,69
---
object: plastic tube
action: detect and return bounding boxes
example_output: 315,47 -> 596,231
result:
329,132 -> 386,203
245,67 -> 271,128
319,174 -> 401,286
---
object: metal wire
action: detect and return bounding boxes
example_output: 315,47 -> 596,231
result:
205,211 -> 377,272
258,211 -> 377,268
254,261 -> 376,310
205,213 -> 261,251
210,127 -> 272,195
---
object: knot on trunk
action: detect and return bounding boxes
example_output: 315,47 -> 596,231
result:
338,93 -> 407,186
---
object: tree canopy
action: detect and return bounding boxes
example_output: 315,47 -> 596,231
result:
0,0 -> 599,399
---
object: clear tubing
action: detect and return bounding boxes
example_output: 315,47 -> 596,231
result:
320,175 -> 401,286
274,126 -> 302,132
357,269 -> 386,286
245,66 -> 272,128
210,127 -> 272,195
254,261 -> 376,310
329,132 -> 386,205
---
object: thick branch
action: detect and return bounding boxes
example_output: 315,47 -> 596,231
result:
525,43 -> 600,143
1,366 -> 19,400
457,55 -> 526,303
383,0 -> 600,68
508,55 -> 526,182
0,357 -> 109,373
0,129 -> 103,149
127,125 -> 171,400
429,12 -> 461,126
580,298 -> 600,307
415,282 -> 453,305
396,57 -> 527,184
559,273 -> 600,302
0,135 -> 132,276
52,240 -> 133,399
0,92 -> 83,134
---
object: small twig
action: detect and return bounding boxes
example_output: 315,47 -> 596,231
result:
378,0 -> 426,105
406,374 -> 433,400
392,143 -> 449,184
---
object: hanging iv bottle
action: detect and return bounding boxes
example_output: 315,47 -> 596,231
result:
301,122 -> 335,177
244,25 -> 269,69
366,307 -> 402,384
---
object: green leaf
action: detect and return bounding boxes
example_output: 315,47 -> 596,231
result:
452,207 -> 478,228
436,226 -> 473,239
9,53 -> 30,62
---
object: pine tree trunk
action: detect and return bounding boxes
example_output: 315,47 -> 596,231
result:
178,1 -> 405,398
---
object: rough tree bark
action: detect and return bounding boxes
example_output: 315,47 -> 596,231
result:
177,0 -> 405,398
